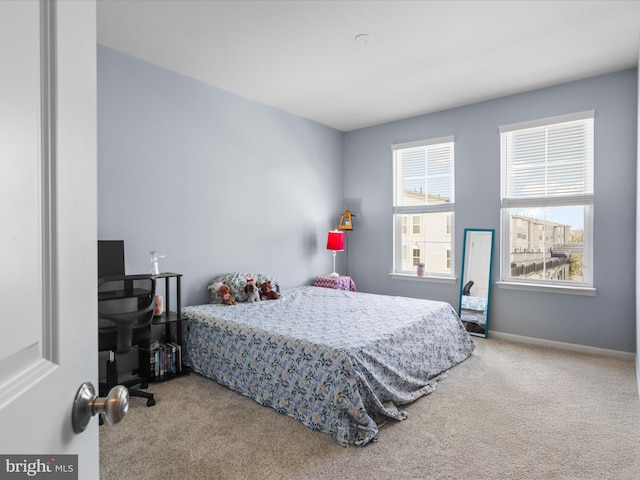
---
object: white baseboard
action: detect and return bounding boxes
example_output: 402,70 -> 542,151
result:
489,330 -> 636,360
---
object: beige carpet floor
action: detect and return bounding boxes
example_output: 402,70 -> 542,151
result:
100,338 -> 640,480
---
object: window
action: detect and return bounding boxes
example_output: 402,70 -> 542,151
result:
392,136 -> 455,277
412,215 -> 421,234
412,248 -> 421,266
500,111 -> 594,288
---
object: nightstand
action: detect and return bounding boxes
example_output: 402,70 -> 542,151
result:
313,275 -> 357,291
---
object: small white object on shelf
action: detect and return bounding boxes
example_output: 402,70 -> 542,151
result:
149,250 -> 165,275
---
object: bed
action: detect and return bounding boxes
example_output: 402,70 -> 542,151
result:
183,274 -> 475,446
460,295 -> 488,326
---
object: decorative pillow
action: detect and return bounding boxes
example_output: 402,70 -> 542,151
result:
207,272 -> 280,304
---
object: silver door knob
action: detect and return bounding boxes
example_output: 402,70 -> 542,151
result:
72,381 -> 129,433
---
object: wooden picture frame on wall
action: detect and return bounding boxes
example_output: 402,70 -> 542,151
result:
338,210 -> 353,230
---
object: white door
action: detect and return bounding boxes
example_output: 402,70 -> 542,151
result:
0,1 -> 99,478
465,231 -> 493,298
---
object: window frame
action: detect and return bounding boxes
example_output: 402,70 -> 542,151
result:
391,135 -> 455,280
498,111 -> 595,294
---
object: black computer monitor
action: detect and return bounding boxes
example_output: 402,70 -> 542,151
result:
98,240 -> 125,278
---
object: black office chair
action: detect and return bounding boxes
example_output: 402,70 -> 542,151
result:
462,280 -> 474,296
98,274 -> 157,408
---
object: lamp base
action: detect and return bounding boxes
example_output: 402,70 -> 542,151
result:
329,272 -> 339,278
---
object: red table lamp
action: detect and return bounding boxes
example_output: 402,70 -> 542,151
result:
326,230 -> 345,278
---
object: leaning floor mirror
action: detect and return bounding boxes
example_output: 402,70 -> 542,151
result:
459,228 -> 495,338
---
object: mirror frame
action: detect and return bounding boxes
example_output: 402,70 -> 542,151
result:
458,228 -> 495,338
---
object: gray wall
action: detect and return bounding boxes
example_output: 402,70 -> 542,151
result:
98,46 -> 345,307
98,44 -> 637,353
344,69 -> 637,353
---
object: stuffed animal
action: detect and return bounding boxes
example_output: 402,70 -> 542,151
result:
244,278 -> 261,303
259,280 -> 280,300
215,283 -> 236,305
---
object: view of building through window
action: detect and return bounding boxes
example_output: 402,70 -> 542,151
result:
507,206 -> 584,282
399,208 -> 452,274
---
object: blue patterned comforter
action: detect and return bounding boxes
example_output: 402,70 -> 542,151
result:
461,295 -> 488,325
183,286 -> 475,446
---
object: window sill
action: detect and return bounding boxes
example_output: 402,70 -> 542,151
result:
496,281 -> 596,296
389,273 -> 457,284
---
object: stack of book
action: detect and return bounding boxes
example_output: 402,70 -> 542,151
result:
149,340 -> 182,381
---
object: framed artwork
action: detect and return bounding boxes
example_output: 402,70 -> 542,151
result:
338,210 -> 353,230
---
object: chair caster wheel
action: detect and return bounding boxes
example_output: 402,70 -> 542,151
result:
147,397 -> 156,407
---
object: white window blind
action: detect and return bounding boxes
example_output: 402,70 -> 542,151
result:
393,135 -> 455,212
500,111 -> 594,208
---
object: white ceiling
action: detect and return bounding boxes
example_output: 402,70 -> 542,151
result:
97,0 -> 640,132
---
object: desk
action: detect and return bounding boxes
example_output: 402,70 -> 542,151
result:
313,275 -> 356,291
97,274 -> 156,302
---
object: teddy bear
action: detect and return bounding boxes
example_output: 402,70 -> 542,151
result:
244,278 -> 261,303
214,282 -> 236,305
258,280 -> 280,300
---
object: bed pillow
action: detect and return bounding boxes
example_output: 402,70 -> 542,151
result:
207,272 -> 280,304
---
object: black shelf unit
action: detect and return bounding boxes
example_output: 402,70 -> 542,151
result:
150,272 -> 190,381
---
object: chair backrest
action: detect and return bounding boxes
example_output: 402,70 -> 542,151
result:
98,274 -> 156,354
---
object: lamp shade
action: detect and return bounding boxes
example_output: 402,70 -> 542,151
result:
326,230 -> 344,251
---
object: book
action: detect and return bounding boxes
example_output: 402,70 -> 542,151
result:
149,341 -> 160,381
148,340 -> 183,381
167,342 -> 181,373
